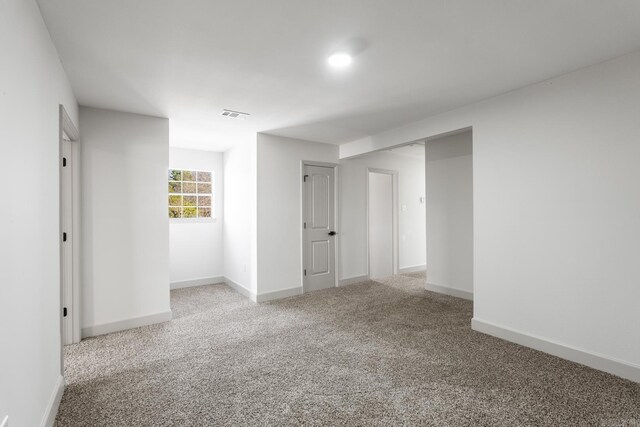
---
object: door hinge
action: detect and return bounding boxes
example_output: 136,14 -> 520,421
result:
303,174 -> 309,182
304,269 -> 307,276
303,222 -> 306,229
63,307 -> 67,317
63,157 -> 67,167
63,232 -> 67,242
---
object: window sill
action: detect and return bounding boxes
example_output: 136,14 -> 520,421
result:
170,218 -> 217,224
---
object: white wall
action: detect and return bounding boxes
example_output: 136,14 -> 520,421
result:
80,107 -> 170,336
426,131 -> 473,295
0,1 -> 78,426
169,148 -> 224,286
232,134 -> 425,297
340,51 -> 640,381
223,138 -> 257,294
340,151 -> 426,281
256,133 -> 339,296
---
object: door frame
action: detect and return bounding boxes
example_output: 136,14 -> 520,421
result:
59,104 -> 80,363
300,161 -> 340,293
366,167 -> 399,278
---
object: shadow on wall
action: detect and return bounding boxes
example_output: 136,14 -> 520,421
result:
425,129 -> 473,298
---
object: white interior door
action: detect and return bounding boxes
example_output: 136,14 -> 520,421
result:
369,171 -> 394,279
61,137 -> 73,345
304,165 -> 336,292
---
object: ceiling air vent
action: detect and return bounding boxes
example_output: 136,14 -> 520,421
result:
221,109 -> 250,119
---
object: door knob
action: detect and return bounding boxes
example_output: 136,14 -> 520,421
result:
328,231 -> 337,236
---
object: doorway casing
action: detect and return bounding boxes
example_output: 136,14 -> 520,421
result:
59,104 -> 80,360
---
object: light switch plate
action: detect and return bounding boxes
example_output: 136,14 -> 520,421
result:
1,415 -> 8,427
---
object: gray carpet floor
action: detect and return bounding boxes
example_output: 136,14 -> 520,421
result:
56,273 -> 640,426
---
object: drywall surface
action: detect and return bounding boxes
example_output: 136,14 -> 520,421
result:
256,133 -> 339,295
223,138 -> 257,293
340,151 -> 426,280
340,51 -> 640,373
80,107 -> 170,334
426,131 -> 473,294
169,148 -> 224,285
0,1 -> 78,426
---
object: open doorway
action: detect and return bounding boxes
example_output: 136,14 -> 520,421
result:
341,142 -> 427,282
367,168 -> 398,279
340,129 -> 473,300
59,104 -> 80,364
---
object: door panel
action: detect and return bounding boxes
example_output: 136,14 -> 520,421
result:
369,172 -> 394,279
312,240 -> 330,274
304,165 -> 336,292
312,174 -> 329,228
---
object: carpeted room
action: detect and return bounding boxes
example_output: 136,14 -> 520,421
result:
56,274 -> 640,426
5,1 -> 640,426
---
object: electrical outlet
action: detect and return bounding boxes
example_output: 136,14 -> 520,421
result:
1,415 -> 9,427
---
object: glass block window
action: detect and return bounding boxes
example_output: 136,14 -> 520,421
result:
168,169 -> 213,219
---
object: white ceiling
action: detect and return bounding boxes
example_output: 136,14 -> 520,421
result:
38,1 -> 640,151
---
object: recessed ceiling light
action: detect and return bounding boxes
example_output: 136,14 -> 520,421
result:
328,52 -> 352,68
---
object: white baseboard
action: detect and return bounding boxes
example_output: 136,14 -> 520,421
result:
256,286 -> 303,303
339,275 -> 369,287
40,375 -> 64,427
81,310 -> 173,338
170,276 -> 224,290
223,276 -> 257,302
425,282 -> 473,300
222,277 -> 302,303
472,318 -> 640,383
399,264 -> 426,274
